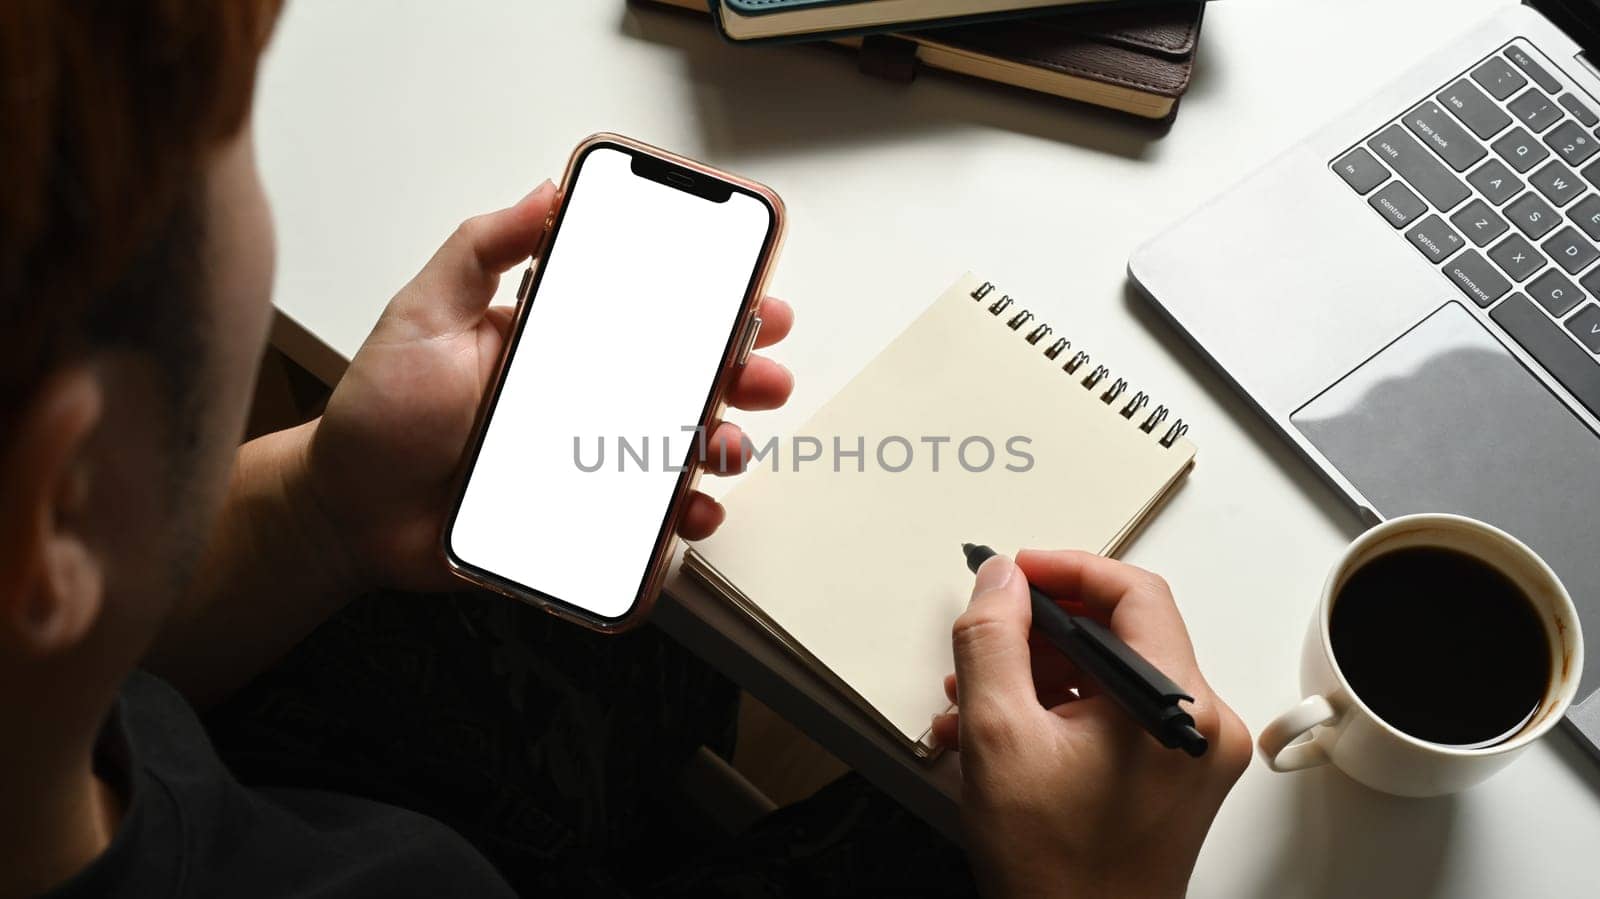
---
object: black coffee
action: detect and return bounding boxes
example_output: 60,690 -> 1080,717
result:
1330,546 -> 1550,748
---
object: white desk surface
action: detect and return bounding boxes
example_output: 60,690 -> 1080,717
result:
259,1 -> 1600,894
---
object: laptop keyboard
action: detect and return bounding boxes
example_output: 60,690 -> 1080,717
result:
1331,40 -> 1600,421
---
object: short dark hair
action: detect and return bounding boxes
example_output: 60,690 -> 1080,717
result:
0,0 -> 282,438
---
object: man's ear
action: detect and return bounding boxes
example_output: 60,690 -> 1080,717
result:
0,368 -> 105,656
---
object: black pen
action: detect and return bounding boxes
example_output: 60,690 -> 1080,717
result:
961,543 -> 1208,757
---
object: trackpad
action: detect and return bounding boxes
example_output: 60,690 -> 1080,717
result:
1292,302 -> 1600,695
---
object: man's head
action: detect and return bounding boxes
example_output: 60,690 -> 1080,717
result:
0,2 -> 281,695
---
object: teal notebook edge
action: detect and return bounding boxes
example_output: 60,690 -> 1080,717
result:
708,0 -> 1195,44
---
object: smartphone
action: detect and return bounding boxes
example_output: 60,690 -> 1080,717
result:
442,134 -> 785,631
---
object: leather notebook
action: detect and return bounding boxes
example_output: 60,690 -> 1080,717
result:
683,273 -> 1197,756
640,0 -> 1206,119
708,0 -> 1157,42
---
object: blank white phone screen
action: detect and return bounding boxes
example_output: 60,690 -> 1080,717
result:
450,146 -> 772,620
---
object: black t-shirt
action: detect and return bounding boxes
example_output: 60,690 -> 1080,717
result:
43,670 -> 516,899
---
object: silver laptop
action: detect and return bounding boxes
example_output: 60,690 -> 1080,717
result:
1130,0 -> 1600,758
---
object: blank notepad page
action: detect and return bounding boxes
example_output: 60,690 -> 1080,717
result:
691,273 -> 1196,747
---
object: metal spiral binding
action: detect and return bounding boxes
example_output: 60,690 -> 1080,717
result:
972,280 -> 1190,448
1100,377 -> 1127,405
1141,405 -> 1169,433
1121,391 -> 1150,419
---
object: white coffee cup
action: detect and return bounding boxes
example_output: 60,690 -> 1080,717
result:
1258,513 -> 1584,797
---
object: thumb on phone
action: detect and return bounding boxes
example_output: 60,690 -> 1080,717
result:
385,180 -> 557,340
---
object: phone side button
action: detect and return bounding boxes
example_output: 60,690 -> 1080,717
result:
736,316 -> 762,366
516,267 -> 533,301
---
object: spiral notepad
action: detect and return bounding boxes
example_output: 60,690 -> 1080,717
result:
684,272 -> 1197,755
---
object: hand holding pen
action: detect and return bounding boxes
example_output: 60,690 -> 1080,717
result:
935,549 -> 1250,899
961,543 -> 1208,756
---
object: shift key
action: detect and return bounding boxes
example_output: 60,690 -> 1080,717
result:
1368,125 -> 1471,211
1403,101 -> 1487,171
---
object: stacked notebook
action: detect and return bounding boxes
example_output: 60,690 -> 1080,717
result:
710,0 -> 1152,41
638,0 -> 1208,119
685,274 -> 1197,755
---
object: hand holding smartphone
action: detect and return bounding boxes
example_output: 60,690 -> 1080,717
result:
443,134 -> 786,631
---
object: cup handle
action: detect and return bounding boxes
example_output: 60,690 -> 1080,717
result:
1258,695 -> 1338,772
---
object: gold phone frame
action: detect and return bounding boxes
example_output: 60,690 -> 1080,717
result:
441,133 -> 787,633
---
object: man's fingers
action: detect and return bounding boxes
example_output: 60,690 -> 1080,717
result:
677,493 -> 725,541
947,636 -> 1090,712
1028,629 -> 1093,695
930,712 -> 961,751
452,180 -> 557,276
702,422 -> 747,476
951,554 -> 1040,730
475,305 -> 518,388
1018,551 -> 1241,754
1014,549 -> 1141,614
1016,549 -> 1200,683
391,181 -> 556,335
753,296 -> 793,348
483,305 -> 516,342
726,355 -> 793,411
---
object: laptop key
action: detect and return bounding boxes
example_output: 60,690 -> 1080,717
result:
1570,195 -> 1600,240
1488,233 -> 1546,282
1508,89 -> 1563,133
1506,191 -> 1561,238
1438,79 -> 1512,139
1445,250 -> 1512,307
1505,46 -> 1561,93
1467,159 -> 1523,205
1333,147 -> 1389,194
1584,158 -> 1600,191
1543,226 -> 1600,274
1369,181 -> 1427,228
1450,198 -> 1509,246
1493,127 -> 1551,173
1528,268 -> 1585,316
1490,294 -> 1600,418
1545,120 -> 1598,167
1368,125 -> 1471,210
1560,93 -> 1599,128
1569,304 -> 1600,354
1406,214 -> 1466,263
1530,160 -> 1585,207
1584,265 -> 1600,297
1472,57 -> 1527,100
1404,101 -> 1487,171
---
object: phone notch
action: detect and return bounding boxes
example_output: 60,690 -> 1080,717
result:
630,151 -> 732,203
